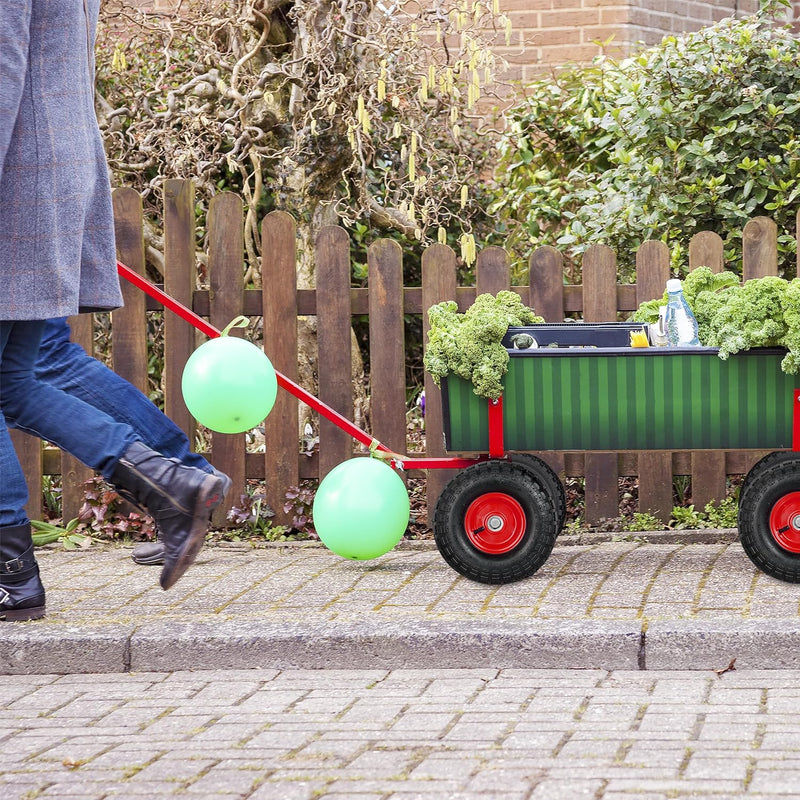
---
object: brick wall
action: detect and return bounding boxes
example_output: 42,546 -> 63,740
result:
496,0 -> 762,86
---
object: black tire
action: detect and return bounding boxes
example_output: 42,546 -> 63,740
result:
738,455 -> 800,583
508,452 -> 567,532
740,451 -> 796,504
433,461 -> 558,584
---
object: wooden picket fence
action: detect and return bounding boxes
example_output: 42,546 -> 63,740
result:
11,178 -> 799,529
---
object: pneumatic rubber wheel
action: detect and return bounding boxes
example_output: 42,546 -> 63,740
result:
738,455 -> 800,583
433,461 -> 558,584
508,452 -> 567,533
740,451 -> 796,501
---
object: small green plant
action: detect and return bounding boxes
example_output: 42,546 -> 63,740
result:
227,487 -> 276,535
31,518 -> 92,550
670,505 -> 706,530
77,477 -> 155,541
669,496 -> 739,530
283,482 -> 317,536
41,475 -> 62,518
624,512 -> 664,532
702,496 -> 739,528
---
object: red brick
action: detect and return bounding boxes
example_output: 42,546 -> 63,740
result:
540,43 -> 605,62
540,9 -> 601,27
507,10 -> 544,27
599,8 -> 631,24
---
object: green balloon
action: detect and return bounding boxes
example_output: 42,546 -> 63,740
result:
313,458 -> 410,560
181,336 -> 278,434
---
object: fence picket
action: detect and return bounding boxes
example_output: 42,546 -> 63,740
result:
476,246 -> 510,296
635,241 -> 673,521
262,211 -> 300,525
10,430 -> 41,522
207,193 -> 246,526
61,315 -> 95,522
368,239 -> 407,456
422,244 -> 458,517
742,216 -> 780,476
316,226 -> 355,479
743,217 -> 778,280
689,231 -> 725,273
112,188 -> 148,394
529,246 -> 564,323
163,179 -> 197,443
528,245 -> 567,482
583,245 -> 620,524
689,231 -> 727,510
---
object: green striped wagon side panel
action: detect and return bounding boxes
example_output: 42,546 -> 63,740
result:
443,350 -> 800,452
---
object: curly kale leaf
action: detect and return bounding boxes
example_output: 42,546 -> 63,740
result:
703,276 -> 789,360
682,267 -> 740,308
424,290 -> 543,399
780,278 -> 800,374
629,266 -> 740,325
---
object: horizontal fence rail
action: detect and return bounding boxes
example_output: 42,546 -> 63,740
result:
11,180 -> 800,527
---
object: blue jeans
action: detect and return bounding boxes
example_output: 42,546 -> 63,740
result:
33,318 -> 210,473
0,321 -> 139,527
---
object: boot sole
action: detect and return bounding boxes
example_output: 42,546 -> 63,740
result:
1,604 -> 46,622
160,473 -> 225,590
131,552 -> 165,566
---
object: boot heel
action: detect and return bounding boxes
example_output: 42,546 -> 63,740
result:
2,604 -> 45,622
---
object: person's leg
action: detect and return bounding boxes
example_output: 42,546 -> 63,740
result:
0,321 -> 228,593
0,322 -> 46,620
33,318 -> 209,471
27,319 -> 231,566
2,321 -> 139,475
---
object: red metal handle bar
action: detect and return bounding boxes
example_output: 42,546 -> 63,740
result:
117,261 -> 490,470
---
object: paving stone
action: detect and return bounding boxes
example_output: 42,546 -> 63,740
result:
8,667 -> 800,798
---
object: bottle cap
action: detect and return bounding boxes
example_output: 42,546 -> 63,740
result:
666,278 -> 682,293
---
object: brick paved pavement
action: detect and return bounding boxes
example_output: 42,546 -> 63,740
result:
4,667 -> 800,799
4,534 -> 800,674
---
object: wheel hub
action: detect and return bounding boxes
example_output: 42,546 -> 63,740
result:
464,492 -> 526,554
769,492 -> 800,553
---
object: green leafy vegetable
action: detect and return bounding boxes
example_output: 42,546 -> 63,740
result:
424,291 -> 543,398
631,266 -> 800,373
630,266 -> 740,324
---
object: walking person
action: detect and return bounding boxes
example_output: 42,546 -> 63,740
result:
0,0 -> 228,620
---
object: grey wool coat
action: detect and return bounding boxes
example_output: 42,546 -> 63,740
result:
0,0 -> 123,320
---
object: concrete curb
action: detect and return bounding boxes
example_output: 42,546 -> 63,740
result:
0,618 -> 644,675
7,616 -> 800,676
645,619 -> 800,671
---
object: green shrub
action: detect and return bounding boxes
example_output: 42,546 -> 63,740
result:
490,0 -> 799,281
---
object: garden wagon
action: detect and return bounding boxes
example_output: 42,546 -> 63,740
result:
119,263 -> 800,587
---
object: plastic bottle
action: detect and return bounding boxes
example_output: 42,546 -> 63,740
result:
664,278 -> 700,346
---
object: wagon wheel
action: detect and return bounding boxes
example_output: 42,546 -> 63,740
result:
738,455 -> 800,583
508,452 -> 567,533
433,461 -> 558,584
740,451 -> 797,503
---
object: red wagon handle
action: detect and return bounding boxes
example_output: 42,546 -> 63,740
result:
117,261 -> 492,471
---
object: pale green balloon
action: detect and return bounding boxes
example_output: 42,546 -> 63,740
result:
313,458 -> 410,560
182,336 -> 277,434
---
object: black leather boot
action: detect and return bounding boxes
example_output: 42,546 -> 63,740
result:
0,524 -> 46,621
131,469 -> 232,567
110,442 -> 227,590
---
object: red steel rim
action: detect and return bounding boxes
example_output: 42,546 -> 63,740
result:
464,492 -> 526,554
769,492 -> 800,553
